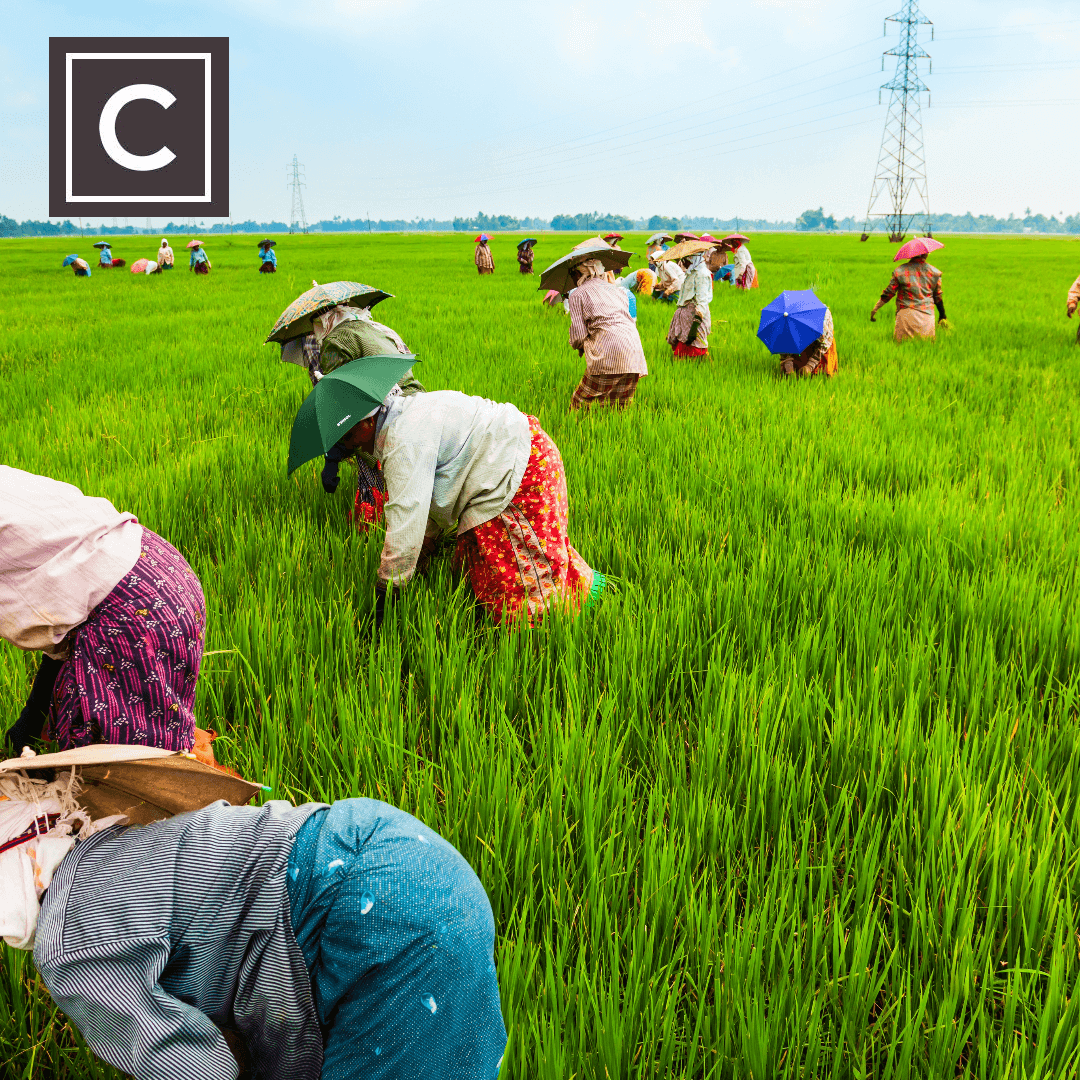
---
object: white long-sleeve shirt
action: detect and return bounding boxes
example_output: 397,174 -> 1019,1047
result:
655,260 -> 685,295
677,262 -> 713,314
374,392 -> 531,585
732,245 -> 753,277
0,466 -> 143,654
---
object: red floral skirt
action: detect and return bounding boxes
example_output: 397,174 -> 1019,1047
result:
454,416 -> 604,624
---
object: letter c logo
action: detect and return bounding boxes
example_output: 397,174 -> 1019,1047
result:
98,84 -> 177,171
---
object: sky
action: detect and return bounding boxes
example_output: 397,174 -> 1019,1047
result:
2,0 -> 1078,225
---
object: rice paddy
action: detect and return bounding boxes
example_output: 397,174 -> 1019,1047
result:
1,231 -> 1080,1078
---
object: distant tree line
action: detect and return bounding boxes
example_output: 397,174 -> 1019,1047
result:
4,208 -> 1080,238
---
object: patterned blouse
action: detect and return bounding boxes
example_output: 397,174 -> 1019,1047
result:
475,243 -> 494,270
879,260 -> 943,314
517,247 -> 534,271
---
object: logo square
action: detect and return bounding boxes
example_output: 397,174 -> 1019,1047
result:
49,37 -> 229,218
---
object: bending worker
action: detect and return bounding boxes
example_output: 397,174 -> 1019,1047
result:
336,388 -> 605,626
0,465 -> 206,755
6,766 -> 507,1080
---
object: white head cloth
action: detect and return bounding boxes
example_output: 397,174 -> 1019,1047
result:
160,239 -> 169,248
574,258 -> 608,283
362,384 -> 404,421
0,769 -> 126,950
312,304 -> 380,343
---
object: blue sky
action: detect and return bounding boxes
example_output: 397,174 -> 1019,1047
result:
2,0 -> 1077,224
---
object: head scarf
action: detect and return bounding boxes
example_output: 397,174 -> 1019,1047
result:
0,767 -> 126,949
160,239 -> 169,247
311,304 -> 410,355
362,384 -> 404,422
573,258 -> 608,284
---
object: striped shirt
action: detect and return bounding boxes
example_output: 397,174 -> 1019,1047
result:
567,277 -> 648,377
879,260 -> 943,314
35,800 -> 324,1080
474,244 -> 494,270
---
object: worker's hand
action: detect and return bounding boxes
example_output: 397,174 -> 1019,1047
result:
869,310 -> 877,322
1068,303 -> 1077,318
939,318 -> 951,329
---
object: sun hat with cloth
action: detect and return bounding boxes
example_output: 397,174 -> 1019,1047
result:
186,239 -> 203,249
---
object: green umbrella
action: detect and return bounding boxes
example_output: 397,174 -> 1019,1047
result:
288,355 -> 419,474
265,280 -> 393,344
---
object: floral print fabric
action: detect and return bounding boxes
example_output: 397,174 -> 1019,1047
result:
454,416 -> 602,624
47,529 -> 206,750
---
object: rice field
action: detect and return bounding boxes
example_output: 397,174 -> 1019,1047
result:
1,230 -> 1080,1079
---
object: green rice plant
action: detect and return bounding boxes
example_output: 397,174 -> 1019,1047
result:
1,231 -> 1079,1077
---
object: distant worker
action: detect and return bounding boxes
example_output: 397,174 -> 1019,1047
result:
188,240 -> 211,275
871,238 -> 946,341
474,234 -> 494,275
666,247 -> 713,358
567,243 -> 648,409
258,238 -> 277,273
63,255 -> 91,278
602,233 -> 624,248
1067,271 -> 1080,343
516,238 -> 536,274
727,236 -> 757,289
158,238 -> 174,270
94,241 -> 125,269
646,233 -> 672,263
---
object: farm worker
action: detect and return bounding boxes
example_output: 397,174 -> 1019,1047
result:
4,769 -> 507,1080
1067,272 -> 1080,343
188,241 -> 211,274
729,238 -> 758,289
871,252 -> 946,341
258,238 -> 278,273
602,232 -> 624,248
779,307 -> 838,378
0,465 -> 207,758
665,249 -> 714,358
474,233 -> 494,275
615,268 -> 657,296
652,255 -> 685,302
567,253 -> 648,408
516,237 -> 536,274
158,238 -> 174,269
337,388 -> 606,625
68,256 -> 91,277
94,242 -> 125,268
306,304 -> 425,520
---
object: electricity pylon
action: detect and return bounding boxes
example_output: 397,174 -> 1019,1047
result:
287,155 -> 308,234
862,1 -> 933,243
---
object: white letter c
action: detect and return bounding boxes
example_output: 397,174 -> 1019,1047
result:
99,84 -> 177,171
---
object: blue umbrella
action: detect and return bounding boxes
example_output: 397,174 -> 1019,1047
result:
62,254 -> 79,267
757,290 -> 827,355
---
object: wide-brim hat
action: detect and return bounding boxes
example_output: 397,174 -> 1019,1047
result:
258,238 -> 276,248
894,236 -> 943,262
537,237 -> 631,295
654,239 -> 715,263
186,240 -> 203,248
0,745 -> 262,826
92,241 -> 110,249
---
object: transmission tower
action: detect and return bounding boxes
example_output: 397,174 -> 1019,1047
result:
287,155 -> 308,234
862,1 -> 933,243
